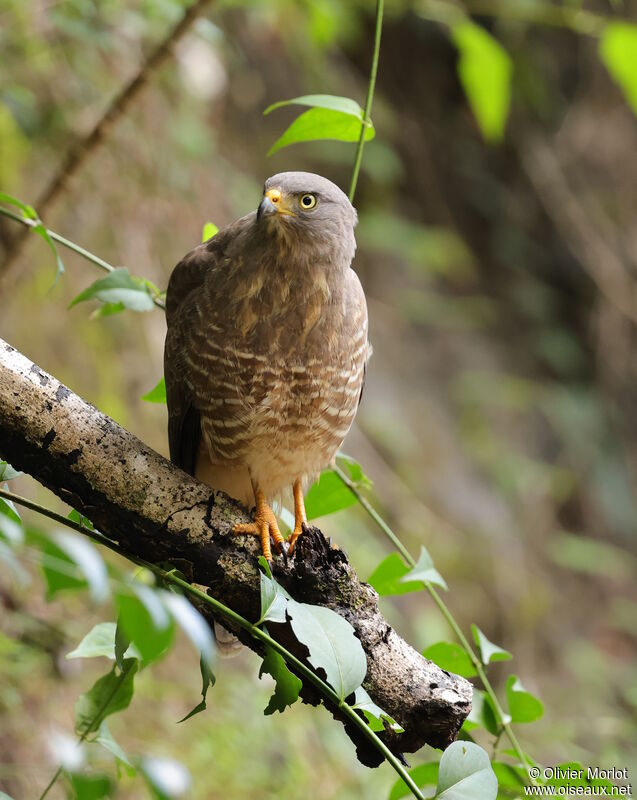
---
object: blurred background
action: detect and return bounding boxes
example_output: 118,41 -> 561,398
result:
1,0 -> 636,797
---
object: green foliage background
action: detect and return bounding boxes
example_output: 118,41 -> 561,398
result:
1,0 -> 637,798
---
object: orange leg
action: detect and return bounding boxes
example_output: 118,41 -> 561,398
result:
233,486 -> 286,562
287,478 -> 307,555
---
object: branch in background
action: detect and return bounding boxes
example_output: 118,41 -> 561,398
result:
0,0 -> 214,277
0,337 -> 472,766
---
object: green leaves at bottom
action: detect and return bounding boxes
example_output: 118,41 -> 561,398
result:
259,644 -> 302,715
389,762 -> 439,800
435,741 -> 497,799
74,659 -> 138,737
287,599 -> 367,701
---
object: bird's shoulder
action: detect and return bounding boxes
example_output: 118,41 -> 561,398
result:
165,211 -> 255,324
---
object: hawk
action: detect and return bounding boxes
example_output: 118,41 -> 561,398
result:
164,172 -> 369,560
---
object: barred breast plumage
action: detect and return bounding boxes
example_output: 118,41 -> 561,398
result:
164,171 -> 369,560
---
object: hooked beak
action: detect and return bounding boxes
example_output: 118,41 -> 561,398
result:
257,187 -> 296,221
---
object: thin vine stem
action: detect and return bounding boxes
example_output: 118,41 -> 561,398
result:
331,467 -> 538,786
348,0 -> 384,203
0,487 -> 426,800
0,206 -> 165,310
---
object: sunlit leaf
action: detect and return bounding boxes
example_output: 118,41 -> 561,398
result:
66,622 -> 140,662
423,642 -> 477,679
0,508 -> 23,546
266,107 -> 374,156
116,584 -> 175,664
139,756 -> 191,799
0,541 -> 29,586
259,643 -> 302,715
400,545 -> 448,591
451,20 -> 512,142
471,624 -> 512,665
367,553 -> 423,596
264,93 -> 365,117
287,599 -> 366,700
435,741 -> 497,799
75,660 -> 138,737
141,377 -> 167,404
178,655 -> 216,723
600,23 -> 637,116
70,267 -> 155,312
352,686 -> 403,732
201,221 -> 219,242
505,675 -> 543,723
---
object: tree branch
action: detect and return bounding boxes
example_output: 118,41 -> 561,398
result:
0,0 -> 213,276
0,337 -> 471,766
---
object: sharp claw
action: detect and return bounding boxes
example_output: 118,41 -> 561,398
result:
276,540 -> 288,561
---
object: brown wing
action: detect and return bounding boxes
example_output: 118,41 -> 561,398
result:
164,225 -> 237,475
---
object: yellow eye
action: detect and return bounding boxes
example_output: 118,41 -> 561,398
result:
299,193 -> 317,210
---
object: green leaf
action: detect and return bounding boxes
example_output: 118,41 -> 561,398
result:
389,762 -> 439,800
0,507 -> 23,546
471,624 -> 512,665
435,741 -> 497,799
75,659 -> 138,737
264,94 -> 365,117
139,757 -> 191,799
95,720 -> 133,768
336,452 -> 372,489
0,792 -> 16,799
0,461 -> 23,481
0,496 -> 21,523
41,530 -> 109,603
600,23 -> 637,116
66,622 -> 140,662
201,221 -> 219,242
0,193 -> 64,281
257,560 -> 291,624
267,107 -> 374,156
463,689 -> 502,735
116,584 -> 175,664
0,540 -> 30,586
367,553 -> 423,596
352,686 -> 403,732
115,617 -> 130,670
259,643 -> 302,715
141,377 -> 167,404
505,675 -> 543,723
69,773 -> 114,800
400,545 -> 448,591
305,469 -> 357,520
162,590 -> 215,665
491,760 -> 528,791
423,642 -> 477,679
69,267 -> 155,312
287,599 -> 367,700
451,20 -> 512,142
178,655 -> 216,722
67,509 -> 94,530
67,623 -> 119,660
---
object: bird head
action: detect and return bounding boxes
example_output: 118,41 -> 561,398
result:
257,172 -> 357,256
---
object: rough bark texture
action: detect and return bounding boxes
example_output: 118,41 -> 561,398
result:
0,337 -> 472,766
